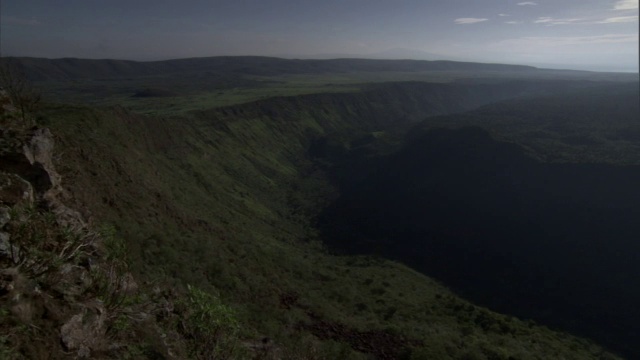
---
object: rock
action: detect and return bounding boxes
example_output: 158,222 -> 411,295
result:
25,128 -> 86,228
1,126 -> 86,228
60,303 -> 107,358
0,231 -> 19,260
0,137 -> 52,195
0,205 -> 10,228
0,172 -> 34,206
0,207 -> 14,259
120,272 -> 139,295
77,346 -> 91,358
22,128 -> 60,189
53,264 -> 92,299
45,198 -> 86,229
0,126 -> 89,231
0,268 -> 36,305
0,268 -> 18,293
11,301 -> 34,323
0,127 -> 59,196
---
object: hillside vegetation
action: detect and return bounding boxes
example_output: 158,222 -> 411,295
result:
12,56 -> 636,116
15,57 -> 539,81
1,57 -> 635,359
319,82 -> 640,358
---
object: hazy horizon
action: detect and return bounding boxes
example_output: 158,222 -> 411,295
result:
2,0 -> 638,72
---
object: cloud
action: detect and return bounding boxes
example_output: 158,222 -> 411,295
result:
613,0 -> 638,10
2,16 -> 41,26
506,21 -> 522,24
498,34 -> 638,47
517,2 -> 537,6
534,17 -> 552,23
598,15 -> 639,23
533,17 -> 588,25
532,15 -> 638,25
454,18 -> 489,24
499,13 -> 510,17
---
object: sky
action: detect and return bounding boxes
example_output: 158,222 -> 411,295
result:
1,0 -> 638,72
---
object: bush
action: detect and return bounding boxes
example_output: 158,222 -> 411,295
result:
4,206 -> 95,284
180,285 -> 244,359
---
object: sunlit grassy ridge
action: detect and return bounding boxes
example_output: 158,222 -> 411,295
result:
26,56 -> 635,117
37,79 -> 626,358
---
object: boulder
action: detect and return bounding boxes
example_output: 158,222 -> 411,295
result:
60,302 -> 108,358
0,172 -> 34,206
0,205 -> 10,228
0,231 -> 18,260
22,128 -> 60,189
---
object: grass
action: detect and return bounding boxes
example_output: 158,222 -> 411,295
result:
4,58 -> 632,357
415,82 -> 640,165
36,80 -> 626,358
37,74 -> 363,116
48,82 -> 360,116
36,66 -> 637,117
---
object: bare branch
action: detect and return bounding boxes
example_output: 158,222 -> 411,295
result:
0,58 -> 40,126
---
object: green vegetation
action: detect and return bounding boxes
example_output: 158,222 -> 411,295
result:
180,284 -> 244,359
0,59 -> 41,127
39,76 -> 361,116
0,205 -> 130,358
23,56 -> 636,116
2,57 -> 636,358
416,82 -> 640,165
317,82 -> 640,358
35,80 -> 626,359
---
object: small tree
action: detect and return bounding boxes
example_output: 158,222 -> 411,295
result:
0,58 -> 40,125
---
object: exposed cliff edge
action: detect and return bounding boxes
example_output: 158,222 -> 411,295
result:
314,82 -> 640,358
0,97 -> 202,358
0,124 -> 137,358
35,80 -> 630,359
319,125 -> 640,358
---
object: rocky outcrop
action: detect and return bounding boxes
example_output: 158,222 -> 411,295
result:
0,125 -> 131,358
1,126 -> 84,227
0,172 -> 34,205
60,301 -> 108,358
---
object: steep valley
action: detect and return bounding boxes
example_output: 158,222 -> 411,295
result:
2,62 -> 637,359
319,83 -> 640,358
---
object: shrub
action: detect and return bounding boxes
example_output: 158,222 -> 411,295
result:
5,206 -> 96,285
0,59 -> 40,126
180,285 -> 243,359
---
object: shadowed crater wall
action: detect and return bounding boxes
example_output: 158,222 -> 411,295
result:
319,127 -> 640,358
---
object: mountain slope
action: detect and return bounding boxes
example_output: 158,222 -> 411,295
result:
318,82 -> 640,358
29,80 -> 627,359
14,56 -> 538,81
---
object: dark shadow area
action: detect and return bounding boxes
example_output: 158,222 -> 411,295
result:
319,126 -> 640,358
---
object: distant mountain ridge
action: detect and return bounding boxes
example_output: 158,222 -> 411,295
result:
298,47 -> 446,61
9,56 -> 539,81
